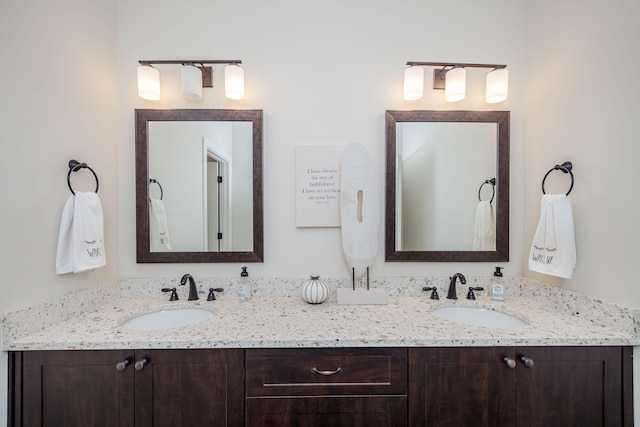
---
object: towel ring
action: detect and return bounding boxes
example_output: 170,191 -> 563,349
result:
478,178 -> 496,203
67,160 -> 99,194
149,178 -> 164,200
541,161 -> 574,196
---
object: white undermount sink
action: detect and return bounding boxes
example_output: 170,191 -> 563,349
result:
432,306 -> 527,329
121,308 -> 215,331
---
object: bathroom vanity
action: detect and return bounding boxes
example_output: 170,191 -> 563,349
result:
9,346 -> 631,426
3,278 -> 638,426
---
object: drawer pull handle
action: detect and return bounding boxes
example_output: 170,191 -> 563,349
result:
311,367 -> 343,376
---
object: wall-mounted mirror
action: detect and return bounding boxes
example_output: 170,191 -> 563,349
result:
136,109 -> 263,263
385,110 -> 509,262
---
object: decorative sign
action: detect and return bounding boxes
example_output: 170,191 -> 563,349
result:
295,145 -> 343,227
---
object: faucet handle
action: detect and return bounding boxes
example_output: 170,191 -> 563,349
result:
207,288 -> 224,301
466,287 -> 484,300
422,287 -> 439,300
161,287 -> 179,301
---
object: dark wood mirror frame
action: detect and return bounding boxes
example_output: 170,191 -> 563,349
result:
385,110 -> 510,262
135,109 -> 263,263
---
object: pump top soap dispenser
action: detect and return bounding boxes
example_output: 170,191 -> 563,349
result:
491,267 -> 505,301
238,266 -> 251,301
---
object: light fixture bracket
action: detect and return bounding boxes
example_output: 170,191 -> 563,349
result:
198,66 -> 213,88
407,61 -> 506,91
139,60 -> 242,89
433,68 -> 448,90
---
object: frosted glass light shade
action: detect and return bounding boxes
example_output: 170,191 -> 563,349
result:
445,67 -> 466,102
182,65 -> 203,101
486,68 -> 509,103
225,64 -> 244,100
403,66 -> 424,101
137,65 -> 161,100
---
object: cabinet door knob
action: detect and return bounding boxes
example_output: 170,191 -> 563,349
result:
311,367 -> 343,376
135,358 -> 149,371
520,356 -> 534,368
502,357 -> 516,369
116,359 -> 131,371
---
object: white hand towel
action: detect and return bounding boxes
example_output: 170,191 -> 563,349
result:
528,194 -> 576,279
149,198 -> 172,251
71,192 -> 106,272
340,143 -> 379,278
473,200 -> 495,250
55,195 -> 75,274
55,192 -> 106,274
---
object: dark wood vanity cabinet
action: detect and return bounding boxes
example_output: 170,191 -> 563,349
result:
245,348 -> 408,427
10,349 -> 244,427
408,346 -> 633,427
9,345 -> 632,426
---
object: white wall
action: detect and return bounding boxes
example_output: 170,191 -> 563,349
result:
523,0 -> 640,307
117,0 -> 526,280
0,0 -> 119,422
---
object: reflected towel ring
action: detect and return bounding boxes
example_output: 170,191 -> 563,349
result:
478,178 -> 496,203
541,161 -> 574,196
67,160 -> 99,194
149,178 -> 163,200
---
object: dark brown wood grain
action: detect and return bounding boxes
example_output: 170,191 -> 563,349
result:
409,347 -> 516,427
409,346 -> 630,427
17,349 -> 244,427
246,348 -> 407,397
21,350 -> 135,427
134,349 -> 244,427
515,346 -> 624,427
246,395 -> 407,427
246,348 -> 407,427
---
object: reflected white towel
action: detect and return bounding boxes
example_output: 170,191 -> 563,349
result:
340,143 -> 379,278
149,198 -> 172,251
528,194 -> 576,279
473,200 -> 495,250
56,192 -> 106,274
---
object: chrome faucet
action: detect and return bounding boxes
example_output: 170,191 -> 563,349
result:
446,273 -> 466,300
180,274 -> 199,301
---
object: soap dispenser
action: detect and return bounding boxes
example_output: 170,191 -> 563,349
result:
490,267 -> 505,301
238,266 -> 251,301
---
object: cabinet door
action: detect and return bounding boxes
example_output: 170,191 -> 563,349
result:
409,347 -> 516,427
515,346 -> 628,427
246,396 -> 407,427
21,350 -> 135,427
133,349 -> 244,427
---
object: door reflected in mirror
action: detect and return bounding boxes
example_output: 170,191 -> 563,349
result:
136,109 -> 263,263
385,110 -> 509,262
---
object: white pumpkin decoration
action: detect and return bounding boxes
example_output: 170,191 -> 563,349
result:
301,275 -> 329,304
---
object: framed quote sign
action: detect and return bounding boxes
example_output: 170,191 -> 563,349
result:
295,145 -> 343,227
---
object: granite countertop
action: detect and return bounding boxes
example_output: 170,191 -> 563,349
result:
4,280 -> 638,351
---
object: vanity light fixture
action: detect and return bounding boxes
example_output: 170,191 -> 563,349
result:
403,61 -> 508,103
137,59 -> 244,101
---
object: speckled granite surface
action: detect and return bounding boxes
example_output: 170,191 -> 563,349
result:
3,277 -> 639,350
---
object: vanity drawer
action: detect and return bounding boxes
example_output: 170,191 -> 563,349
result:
246,348 -> 407,396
